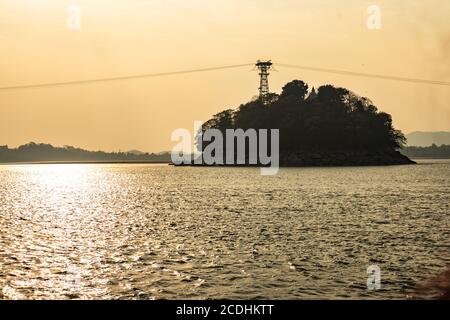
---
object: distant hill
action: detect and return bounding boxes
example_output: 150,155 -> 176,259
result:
127,149 -> 146,155
406,132 -> 450,147
401,144 -> 450,159
0,143 -> 172,164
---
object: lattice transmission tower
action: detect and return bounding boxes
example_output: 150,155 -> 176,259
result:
255,60 -> 273,104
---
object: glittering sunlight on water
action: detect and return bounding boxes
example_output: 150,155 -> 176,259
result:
0,161 -> 449,299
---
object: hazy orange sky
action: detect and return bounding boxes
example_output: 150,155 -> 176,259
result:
1,0 -> 449,152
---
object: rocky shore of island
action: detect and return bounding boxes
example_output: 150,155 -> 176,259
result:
279,148 -> 415,166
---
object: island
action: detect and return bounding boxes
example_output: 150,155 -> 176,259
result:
196,80 -> 415,166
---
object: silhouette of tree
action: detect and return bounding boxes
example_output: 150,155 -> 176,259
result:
281,80 -> 309,100
199,80 -> 407,158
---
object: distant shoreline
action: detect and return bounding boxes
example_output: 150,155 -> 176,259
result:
1,158 -> 448,166
0,143 -> 172,165
0,161 -> 170,166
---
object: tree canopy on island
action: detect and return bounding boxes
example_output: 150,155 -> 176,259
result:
201,80 -> 406,152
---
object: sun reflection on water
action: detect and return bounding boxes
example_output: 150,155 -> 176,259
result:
1,164 -> 112,299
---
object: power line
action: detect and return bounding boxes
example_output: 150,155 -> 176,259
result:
276,63 -> 450,87
1,61 -> 449,92
0,63 -> 253,92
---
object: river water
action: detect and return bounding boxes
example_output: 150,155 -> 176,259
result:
0,160 -> 449,299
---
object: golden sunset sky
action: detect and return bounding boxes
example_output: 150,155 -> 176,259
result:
0,0 -> 449,152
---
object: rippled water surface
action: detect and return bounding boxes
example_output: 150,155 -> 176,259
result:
0,161 -> 449,299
